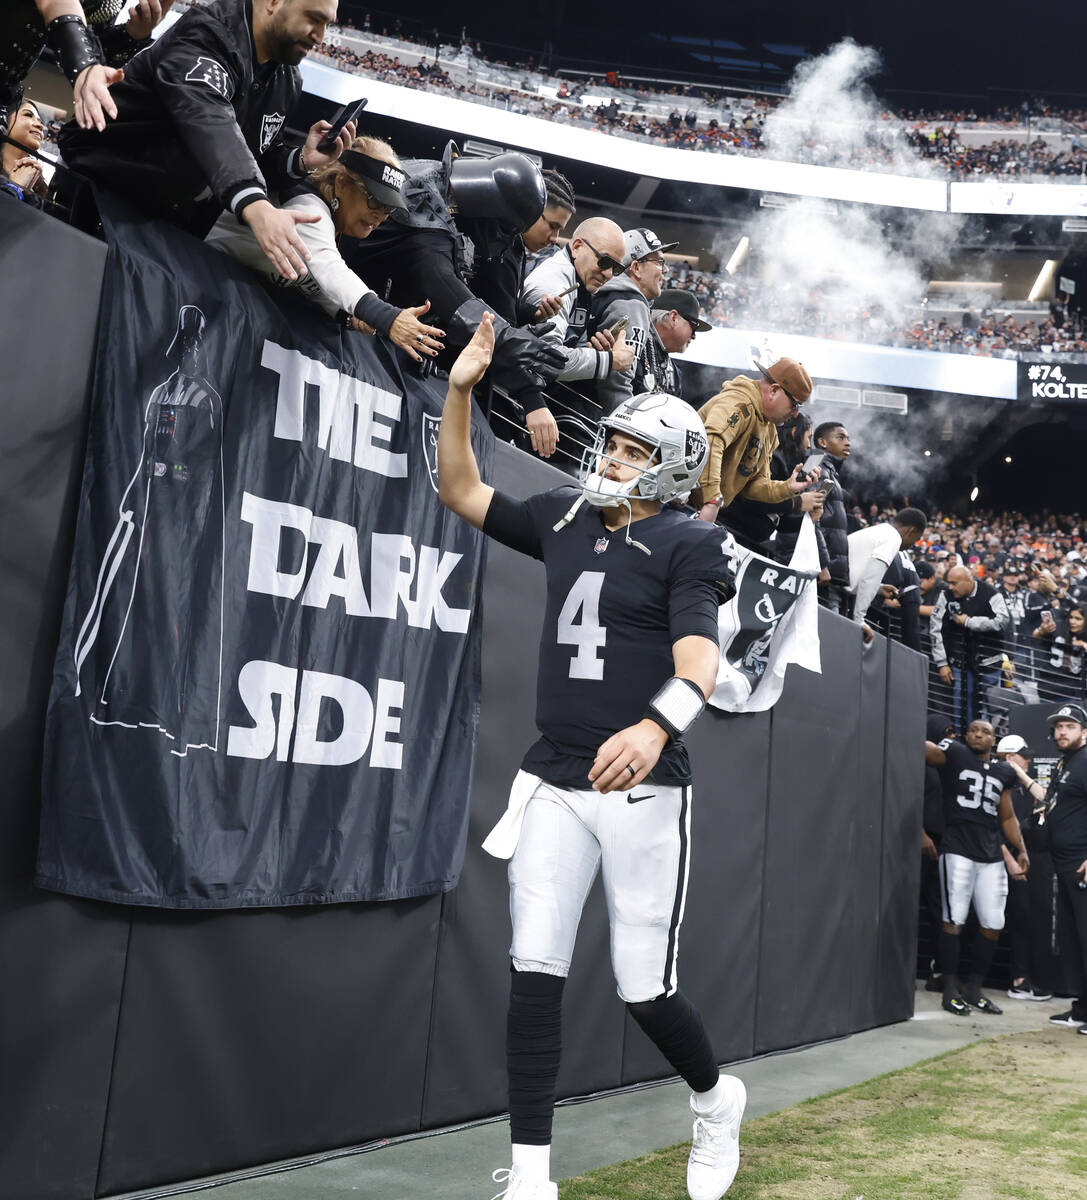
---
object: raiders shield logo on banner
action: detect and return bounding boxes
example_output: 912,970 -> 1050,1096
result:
422,412 -> 441,493
726,564 -> 804,686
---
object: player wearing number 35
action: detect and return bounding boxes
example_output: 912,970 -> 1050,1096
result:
925,720 -> 1029,1018
437,314 -> 748,1200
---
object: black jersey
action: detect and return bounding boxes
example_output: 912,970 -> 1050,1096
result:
936,738 -> 1015,863
483,486 -> 735,787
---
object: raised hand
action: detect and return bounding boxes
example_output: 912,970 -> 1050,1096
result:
448,311 -> 495,392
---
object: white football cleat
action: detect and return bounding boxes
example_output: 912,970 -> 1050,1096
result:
687,1075 -> 747,1200
490,1166 -> 558,1200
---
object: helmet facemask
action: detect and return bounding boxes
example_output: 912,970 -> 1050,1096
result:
579,426 -> 663,508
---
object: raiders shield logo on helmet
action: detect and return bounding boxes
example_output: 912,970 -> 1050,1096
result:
684,428 -> 707,471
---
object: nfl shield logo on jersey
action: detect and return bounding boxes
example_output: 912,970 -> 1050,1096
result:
594,536 -> 609,555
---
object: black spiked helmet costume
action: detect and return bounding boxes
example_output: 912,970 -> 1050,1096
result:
343,142 -> 565,415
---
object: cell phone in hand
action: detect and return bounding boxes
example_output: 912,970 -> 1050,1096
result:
802,452 -> 826,475
317,97 -> 369,153
555,282 -> 580,299
608,316 -> 629,336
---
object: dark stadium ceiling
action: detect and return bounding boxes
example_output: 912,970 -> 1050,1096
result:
340,0 -> 1087,102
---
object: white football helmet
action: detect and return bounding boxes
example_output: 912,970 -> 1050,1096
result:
578,392 -> 709,507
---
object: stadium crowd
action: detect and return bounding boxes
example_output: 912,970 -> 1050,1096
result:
314,39 -> 1087,179
663,266 -> 1087,360
303,18 -> 1087,180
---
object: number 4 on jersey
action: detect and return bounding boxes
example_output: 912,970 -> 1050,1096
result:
557,571 -> 606,680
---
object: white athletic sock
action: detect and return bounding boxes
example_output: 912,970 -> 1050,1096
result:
511,1142 -> 551,1182
691,1072 -> 732,1115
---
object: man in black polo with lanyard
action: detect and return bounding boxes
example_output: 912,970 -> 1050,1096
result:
1043,703 -> 1087,1033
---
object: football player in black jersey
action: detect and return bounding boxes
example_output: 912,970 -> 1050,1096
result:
438,313 -> 744,1200
925,719 -> 1029,1016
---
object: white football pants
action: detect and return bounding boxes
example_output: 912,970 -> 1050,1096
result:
939,852 -> 1008,930
508,779 -> 692,1003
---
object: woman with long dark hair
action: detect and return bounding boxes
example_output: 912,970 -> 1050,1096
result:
1,97 -> 46,204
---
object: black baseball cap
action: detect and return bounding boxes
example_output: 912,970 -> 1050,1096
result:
1047,702 -> 1087,726
652,288 -> 711,332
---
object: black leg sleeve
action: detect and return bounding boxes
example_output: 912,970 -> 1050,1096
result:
937,929 -> 961,993
627,991 -> 718,1094
507,969 -> 565,1146
967,929 -> 998,988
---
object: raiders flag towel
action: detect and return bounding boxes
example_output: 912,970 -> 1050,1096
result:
710,518 -> 821,712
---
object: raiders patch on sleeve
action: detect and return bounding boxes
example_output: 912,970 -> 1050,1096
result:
184,57 -> 233,100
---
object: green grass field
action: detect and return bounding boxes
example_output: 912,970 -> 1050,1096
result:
558,1029 -> 1087,1200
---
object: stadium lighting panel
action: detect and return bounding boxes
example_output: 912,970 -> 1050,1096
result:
463,139 -> 542,166
759,193 -> 839,215
812,384 -> 861,406
862,390 -> 909,414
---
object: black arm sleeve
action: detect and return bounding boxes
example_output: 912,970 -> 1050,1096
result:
481,490 -> 544,559
98,23 -> 151,69
668,577 -> 723,645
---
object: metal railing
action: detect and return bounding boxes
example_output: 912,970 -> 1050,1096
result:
871,603 -> 1087,733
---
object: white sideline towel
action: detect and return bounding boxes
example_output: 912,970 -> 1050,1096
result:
482,770 -> 542,859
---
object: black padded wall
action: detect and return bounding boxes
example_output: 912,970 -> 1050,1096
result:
1,206 -> 927,1200
877,641 -> 928,1023
0,204 -> 129,1200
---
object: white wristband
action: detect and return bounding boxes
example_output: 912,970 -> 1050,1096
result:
646,677 -> 706,740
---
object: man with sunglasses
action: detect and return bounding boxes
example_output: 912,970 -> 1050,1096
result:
590,228 -> 681,414
693,358 -> 822,530
520,217 -> 637,454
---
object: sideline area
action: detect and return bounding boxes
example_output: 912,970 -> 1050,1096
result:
117,985 -> 1073,1200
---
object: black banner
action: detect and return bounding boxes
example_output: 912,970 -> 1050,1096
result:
1017,359 -> 1087,404
37,211 -> 491,908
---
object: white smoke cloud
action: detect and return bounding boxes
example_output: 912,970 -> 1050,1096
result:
760,39 -> 930,177
711,39 -> 981,499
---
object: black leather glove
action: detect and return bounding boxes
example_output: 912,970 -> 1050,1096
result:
447,298 -> 566,393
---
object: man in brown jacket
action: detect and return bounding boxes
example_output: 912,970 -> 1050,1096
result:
694,357 -> 822,528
